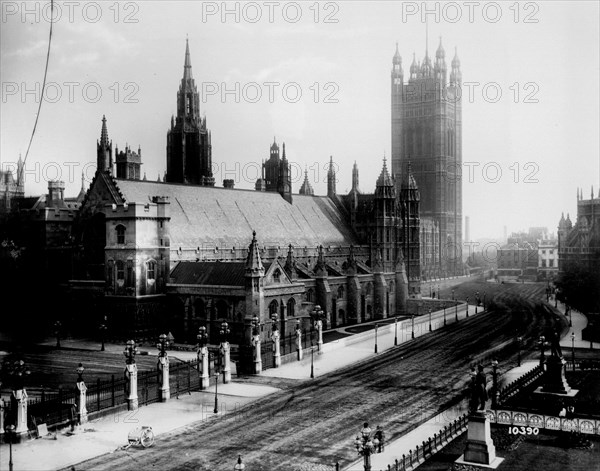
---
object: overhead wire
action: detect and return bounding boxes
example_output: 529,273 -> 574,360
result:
17,0 -> 55,188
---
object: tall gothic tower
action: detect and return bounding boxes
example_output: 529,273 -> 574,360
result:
391,38 -> 463,276
166,39 -> 214,186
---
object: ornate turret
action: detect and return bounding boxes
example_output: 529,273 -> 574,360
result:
284,244 -> 297,280
97,115 -> 113,173
392,42 -> 404,81
327,156 -> 336,198
277,142 -> 292,203
299,168 -> 314,196
450,47 -> 462,85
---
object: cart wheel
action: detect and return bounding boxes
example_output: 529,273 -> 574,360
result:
140,428 -> 155,448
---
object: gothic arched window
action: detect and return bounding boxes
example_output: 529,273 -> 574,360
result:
147,260 -> 156,280
306,288 -> 314,303
287,298 -> 295,317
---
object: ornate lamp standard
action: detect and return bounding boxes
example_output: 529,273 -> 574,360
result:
252,315 -> 262,373
54,320 -> 62,348
411,314 -> 415,339
394,316 -> 398,346
517,336 -> 522,367
538,335 -> 546,367
123,340 -> 139,410
311,304 -> 325,352
428,308 -> 432,332
271,313 -> 281,367
213,366 -> 220,414
571,332 -> 576,369
156,333 -> 170,401
354,422 -> 379,471
491,359 -> 499,409
374,323 -> 379,353
220,321 -> 232,383
197,326 -> 209,389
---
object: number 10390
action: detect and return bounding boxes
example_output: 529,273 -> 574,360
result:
509,426 -> 539,435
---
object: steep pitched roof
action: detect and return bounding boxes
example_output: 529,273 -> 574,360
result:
170,261 -> 245,286
112,179 -> 359,248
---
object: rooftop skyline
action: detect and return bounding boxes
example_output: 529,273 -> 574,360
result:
1,1 -> 599,241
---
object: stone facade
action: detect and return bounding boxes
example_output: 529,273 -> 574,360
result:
391,39 -> 463,277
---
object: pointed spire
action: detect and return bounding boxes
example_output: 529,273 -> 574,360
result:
282,142 -> 287,161
352,160 -> 360,193
299,167 -> 314,196
143,172 -> 147,181
183,37 -> 193,81
284,244 -> 297,280
376,155 -> 393,188
81,171 -> 85,190
157,173 -> 162,182
592,186 -> 595,199
100,115 -> 109,147
315,245 -> 327,276
393,42 -> 401,64
245,231 -> 264,274
436,36 -> 445,59
452,46 -> 461,68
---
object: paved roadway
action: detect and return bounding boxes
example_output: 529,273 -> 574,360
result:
73,295 -> 551,471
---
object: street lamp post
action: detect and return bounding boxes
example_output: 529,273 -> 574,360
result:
123,340 -> 139,410
220,321 -> 231,383
466,296 -> 469,317
443,304 -> 447,326
374,323 -> 379,353
491,359 -> 499,409
455,301 -> 458,322
483,292 -> 487,309
252,315 -> 263,373
197,326 -> 209,389
517,336 -> 522,367
394,317 -> 398,346
428,309 -> 432,332
4,424 -> 16,471
310,343 -> 315,379
311,305 -> 325,352
156,333 -> 170,401
99,322 -> 107,351
54,320 -> 62,348
571,332 -> 576,370
411,315 -> 415,339
354,422 -> 379,471
452,289 -> 455,301
213,368 -> 219,414
539,336 -> 546,367
271,313 -> 281,368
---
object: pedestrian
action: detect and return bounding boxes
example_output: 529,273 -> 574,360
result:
374,425 -> 385,453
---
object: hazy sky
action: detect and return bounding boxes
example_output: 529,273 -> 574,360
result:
1,1 -> 599,241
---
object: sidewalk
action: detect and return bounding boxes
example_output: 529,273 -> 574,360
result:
0,303 -> 484,471
552,298 -> 592,349
0,383 -> 280,471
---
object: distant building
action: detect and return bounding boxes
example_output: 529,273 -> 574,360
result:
538,238 -> 559,281
0,156 -> 24,215
496,242 -> 538,282
558,187 -> 600,273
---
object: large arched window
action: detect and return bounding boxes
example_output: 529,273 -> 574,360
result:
116,225 -> 126,244
268,300 -> 279,315
287,298 -> 295,317
337,285 -> 345,299
306,288 -> 314,303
